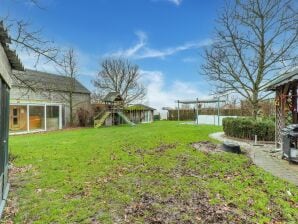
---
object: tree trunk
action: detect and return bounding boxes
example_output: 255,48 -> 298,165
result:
252,103 -> 259,119
251,91 -> 259,120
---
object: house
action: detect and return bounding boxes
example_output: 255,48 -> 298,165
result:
0,21 -> 23,217
10,69 -> 91,133
124,104 -> 155,123
266,67 -> 298,148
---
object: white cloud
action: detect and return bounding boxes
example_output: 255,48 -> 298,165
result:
111,31 -> 147,58
153,0 -> 183,6
167,0 -> 183,6
140,69 -> 209,114
106,31 -> 212,60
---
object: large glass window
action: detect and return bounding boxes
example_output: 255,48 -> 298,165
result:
9,105 -> 28,132
46,106 -> 59,130
29,106 -> 45,131
9,104 -> 63,133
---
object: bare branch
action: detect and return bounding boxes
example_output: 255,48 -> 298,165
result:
202,0 -> 298,118
93,58 -> 146,104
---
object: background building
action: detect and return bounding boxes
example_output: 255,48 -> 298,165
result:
10,69 -> 91,133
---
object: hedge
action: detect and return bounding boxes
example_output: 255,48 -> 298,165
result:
222,117 -> 275,141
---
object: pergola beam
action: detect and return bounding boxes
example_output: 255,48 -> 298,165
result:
175,99 -> 225,104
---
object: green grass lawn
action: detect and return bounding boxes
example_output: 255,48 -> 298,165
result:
3,121 -> 298,223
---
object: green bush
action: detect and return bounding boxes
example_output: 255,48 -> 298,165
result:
154,114 -> 161,121
222,117 -> 275,141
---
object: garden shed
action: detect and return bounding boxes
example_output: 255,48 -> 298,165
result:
124,104 -> 155,123
0,21 -> 23,216
266,68 -> 298,148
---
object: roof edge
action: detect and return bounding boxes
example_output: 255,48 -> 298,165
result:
0,21 -> 24,71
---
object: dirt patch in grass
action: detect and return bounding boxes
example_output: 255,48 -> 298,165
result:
9,163 -> 33,175
191,141 -> 222,154
154,143 -> 177,153
122,192 -> 251,224
121,143 -> 178,156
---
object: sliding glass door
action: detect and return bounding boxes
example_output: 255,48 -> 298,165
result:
46,106 -> 59,130
29,106 -> 45,131
9,104 -> 63,133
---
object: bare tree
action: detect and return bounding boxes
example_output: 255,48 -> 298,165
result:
59,48 -> 79,126
9,19 -> 59,66
2,0 -> 59,69
93,58 -> 146,104
202,0 -> 298,118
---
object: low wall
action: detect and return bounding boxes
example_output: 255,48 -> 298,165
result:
196,115 -> 238,126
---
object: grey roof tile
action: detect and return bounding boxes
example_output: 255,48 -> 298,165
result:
0,21 -> 23,71
12,69 -> 90,94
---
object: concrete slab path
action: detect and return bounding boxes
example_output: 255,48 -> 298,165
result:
210,132 -> 298,186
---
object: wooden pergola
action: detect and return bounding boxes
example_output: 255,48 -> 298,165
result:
266,68 -> 298,148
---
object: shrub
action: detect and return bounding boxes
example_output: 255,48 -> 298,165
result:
77,108 -> 92,127
154,114 -> 161,121
222,117 -> 275,141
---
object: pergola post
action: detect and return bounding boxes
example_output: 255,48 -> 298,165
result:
177,100 -> 180,121
196,98 -> 199,125
217,98 -> 220,126
44,104 -> 47,131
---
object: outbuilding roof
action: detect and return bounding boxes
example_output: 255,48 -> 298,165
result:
0,21 -> 23,71
12,69 -> 90,94
125,104 -> 155,111
266,68 -> 298,91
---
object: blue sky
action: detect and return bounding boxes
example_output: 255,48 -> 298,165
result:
1,0 -> 223,110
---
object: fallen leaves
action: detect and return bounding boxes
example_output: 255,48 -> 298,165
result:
9,164 -> 33,175
2,198 -> 18,224
123,192 -> 252,224
191,141 -> 222,154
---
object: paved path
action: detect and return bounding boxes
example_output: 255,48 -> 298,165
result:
210,132 -> 298,186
